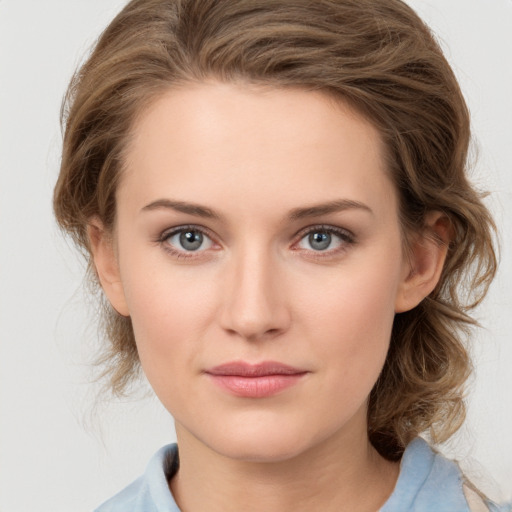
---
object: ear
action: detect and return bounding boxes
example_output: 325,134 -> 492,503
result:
87,219 -> 130,317
395,212 -> 451,313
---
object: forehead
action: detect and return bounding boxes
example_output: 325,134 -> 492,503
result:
119,82 -> 396,220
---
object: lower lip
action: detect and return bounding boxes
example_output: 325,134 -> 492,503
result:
207,374 -> 306,398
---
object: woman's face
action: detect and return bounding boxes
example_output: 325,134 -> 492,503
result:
102,82 -> 414,462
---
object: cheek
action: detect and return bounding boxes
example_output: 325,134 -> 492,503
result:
297,254 -> 402,396
118,249 -> 219,387
301,254 -> 401,342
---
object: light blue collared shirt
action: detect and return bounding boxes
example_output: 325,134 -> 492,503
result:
95,438 -> 508,512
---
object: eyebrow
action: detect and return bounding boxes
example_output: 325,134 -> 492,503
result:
141,199 -> 221,219
288,199 -> 373,220
141,198 -> 372,220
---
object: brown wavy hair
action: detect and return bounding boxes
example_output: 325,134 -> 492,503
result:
53,0 -> 497,461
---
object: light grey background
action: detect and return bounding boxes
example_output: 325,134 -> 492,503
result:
0,1 -> 511,510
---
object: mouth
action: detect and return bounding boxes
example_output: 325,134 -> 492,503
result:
204,361 -> 308,398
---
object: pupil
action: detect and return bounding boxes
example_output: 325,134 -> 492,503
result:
180,230 -> 203,251
309,232 -> 331,251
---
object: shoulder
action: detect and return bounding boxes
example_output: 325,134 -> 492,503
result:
94,476 -> 146,512
381,438 -> 508,512
94,444 -> 179,512
463,483 -> 511,512
463,484 -> 492,512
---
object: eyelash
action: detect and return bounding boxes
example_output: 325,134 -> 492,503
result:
157,224 -> 218,260
293,224 -> 356,259
156,224 -> 356,260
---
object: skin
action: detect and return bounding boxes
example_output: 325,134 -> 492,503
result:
90,82 -> 448,512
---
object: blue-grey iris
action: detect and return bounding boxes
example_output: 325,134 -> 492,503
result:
309,232 -> 331,250
180,230 -> 203,251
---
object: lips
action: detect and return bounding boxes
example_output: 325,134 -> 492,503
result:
205,361 -> 308,398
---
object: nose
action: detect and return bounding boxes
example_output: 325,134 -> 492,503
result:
219,246 -> 291,342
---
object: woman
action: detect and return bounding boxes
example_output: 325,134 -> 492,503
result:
53,0 -> 508,510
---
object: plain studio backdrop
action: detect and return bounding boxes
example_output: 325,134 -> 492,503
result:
0,1 -> 511,510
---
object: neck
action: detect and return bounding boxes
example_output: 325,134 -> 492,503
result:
170,422 -> 399,512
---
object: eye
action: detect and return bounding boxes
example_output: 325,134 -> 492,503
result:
296,226 -> 354,253
161,226 -> 214,254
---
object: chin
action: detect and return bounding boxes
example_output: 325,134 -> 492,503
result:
211,436 -> 309,463
193,417 -> 329,464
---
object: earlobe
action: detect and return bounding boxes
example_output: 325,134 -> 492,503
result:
87,219 -> 130,317
395,212 -> 451,313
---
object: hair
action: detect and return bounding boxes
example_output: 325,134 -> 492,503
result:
54,0 -> 497,461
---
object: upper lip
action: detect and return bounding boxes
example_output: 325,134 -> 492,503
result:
205,361 -> 307,377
